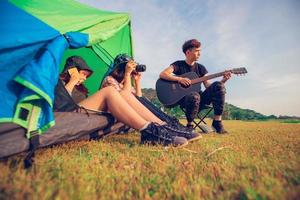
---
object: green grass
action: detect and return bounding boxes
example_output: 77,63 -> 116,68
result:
0,120 -> 300,200
281,119 -> 300,124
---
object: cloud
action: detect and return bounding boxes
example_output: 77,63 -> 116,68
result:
79,0 -> 300,116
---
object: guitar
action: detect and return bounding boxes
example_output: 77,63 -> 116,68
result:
156,67 -> 247,106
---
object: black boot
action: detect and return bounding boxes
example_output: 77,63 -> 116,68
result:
163,124 -> 202,142
169,117 -> 195,133
141,123 -> 188,147
186,123 -> 194,132
212,120 -> 228,134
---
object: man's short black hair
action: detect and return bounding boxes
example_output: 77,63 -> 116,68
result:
182,39 -> 201,54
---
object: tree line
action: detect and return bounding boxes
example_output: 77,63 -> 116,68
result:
142,88 -> 299,121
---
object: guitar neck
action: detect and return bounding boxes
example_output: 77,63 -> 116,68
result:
191,71 -> 225,84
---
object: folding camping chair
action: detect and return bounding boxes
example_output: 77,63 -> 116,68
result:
181,104 -> 214,133
193,104 -> 214,133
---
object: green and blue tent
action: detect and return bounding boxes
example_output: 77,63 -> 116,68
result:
0,0 -> 133,137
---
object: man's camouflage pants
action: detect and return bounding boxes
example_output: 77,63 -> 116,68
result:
178,81 -> 226,123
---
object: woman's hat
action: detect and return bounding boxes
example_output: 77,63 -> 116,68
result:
63,56 -> 93,76
112,54 -> 132,70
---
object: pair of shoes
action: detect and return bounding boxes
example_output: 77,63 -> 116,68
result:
141,123 -> 188,147
163,124 -> 202,142
212,120 -> 228,134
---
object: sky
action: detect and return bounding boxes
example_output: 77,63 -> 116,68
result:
79,0 -> 300,117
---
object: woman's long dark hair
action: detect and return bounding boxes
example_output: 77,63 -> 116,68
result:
109,63 -> 126,83
60,70 -> 89,97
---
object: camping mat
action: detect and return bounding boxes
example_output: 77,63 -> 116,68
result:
0,112 -> 131,158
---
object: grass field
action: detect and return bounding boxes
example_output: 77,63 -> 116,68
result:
0,120 -> 300,200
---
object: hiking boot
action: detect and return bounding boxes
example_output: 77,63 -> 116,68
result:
167,117 -> 194,133
212,120 -> 228,134
186,124 -> 194,132
163,124 -> 202,142
170,121 -> 196,133
141,123 -> 188,147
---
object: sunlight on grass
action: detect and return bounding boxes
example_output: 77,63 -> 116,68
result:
0,120 -> 299,199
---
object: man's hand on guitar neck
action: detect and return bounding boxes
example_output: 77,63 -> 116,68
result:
221,70 -> 232,84
178,77 -> 191,86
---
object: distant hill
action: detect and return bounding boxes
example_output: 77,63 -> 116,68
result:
224,103 -> 276,120
142,88 -> 297,120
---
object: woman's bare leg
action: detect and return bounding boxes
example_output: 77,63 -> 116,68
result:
79,86 -> 148,129
119,91 -> 164,124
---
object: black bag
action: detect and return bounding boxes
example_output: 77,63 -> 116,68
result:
136,96 -> 176,124
53,80 -> 79,112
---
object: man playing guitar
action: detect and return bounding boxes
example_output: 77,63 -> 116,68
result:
159,39 -> 231,134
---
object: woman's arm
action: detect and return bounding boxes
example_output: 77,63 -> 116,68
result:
122,60 -> 137,93
132,72 -> 142,97
64,70 -> 80,94
160,65 -> 191,86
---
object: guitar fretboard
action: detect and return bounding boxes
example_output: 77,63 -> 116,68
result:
191,71 -> 225,84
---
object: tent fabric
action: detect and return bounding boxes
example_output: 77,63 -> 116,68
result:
0,0 -> 133,135
14,33 -> 89,136
0,1 -> 89,134
0,1 -> 60,128
1,32 -> 88,135
9,0 -> 133,95
0,1 -> 60,69
0,0 -> 62,132
9,0 -> 131,46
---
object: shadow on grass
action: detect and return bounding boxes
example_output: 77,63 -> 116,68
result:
106,136 -> 138,148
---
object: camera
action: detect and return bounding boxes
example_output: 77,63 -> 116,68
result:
135,64 -> 146,72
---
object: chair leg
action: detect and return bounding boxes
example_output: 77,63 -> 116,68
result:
199,107 -> 213,124
180,106 -> 213,133
193,107 -> 213,132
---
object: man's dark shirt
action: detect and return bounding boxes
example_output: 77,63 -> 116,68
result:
171,60 -> 208,91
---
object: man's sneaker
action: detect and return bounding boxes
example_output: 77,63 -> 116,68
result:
212,120 -> 228,134
141,123 -> 188,147
163,125 -> 202,142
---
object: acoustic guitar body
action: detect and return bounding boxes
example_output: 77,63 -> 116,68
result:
156,72 -> 201,106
